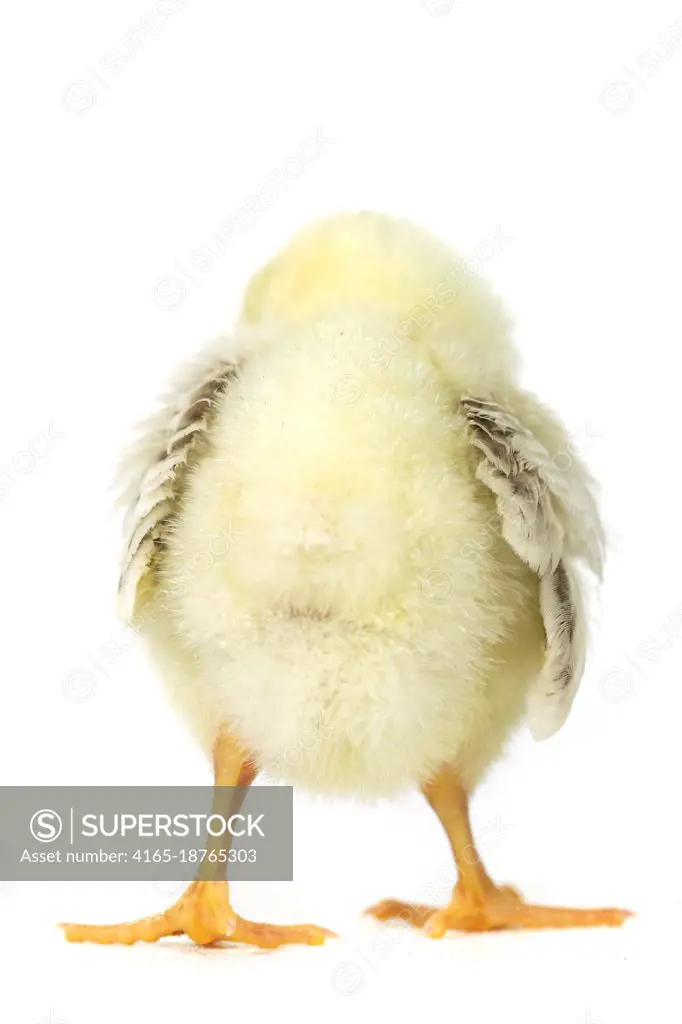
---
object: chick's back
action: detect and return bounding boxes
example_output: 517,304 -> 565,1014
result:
136,214 -> 546,795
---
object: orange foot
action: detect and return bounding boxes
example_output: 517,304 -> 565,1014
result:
61,880 -> 335,949
366,882 -> 632,936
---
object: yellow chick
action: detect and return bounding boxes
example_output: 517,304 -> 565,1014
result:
63,212 -> 631,948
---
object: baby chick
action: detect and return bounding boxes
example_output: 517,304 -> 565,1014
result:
63,212 -> 631,947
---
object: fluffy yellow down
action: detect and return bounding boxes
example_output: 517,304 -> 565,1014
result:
142,212 -> 567,798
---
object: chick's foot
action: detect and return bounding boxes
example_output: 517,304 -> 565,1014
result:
61,880 -> 335,948
366,881 -> 632,936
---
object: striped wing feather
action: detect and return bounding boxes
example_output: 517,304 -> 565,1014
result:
117,356 -> 238,621
460,396 -> 603,739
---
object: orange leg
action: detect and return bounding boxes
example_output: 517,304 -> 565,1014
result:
61,731 -> 335,949
367,764 -> 632,935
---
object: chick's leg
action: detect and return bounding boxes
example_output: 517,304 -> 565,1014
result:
367,764 -> 632,935
61,730 -> 334,948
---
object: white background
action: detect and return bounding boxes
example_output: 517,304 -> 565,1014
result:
2,0 -> 680,1021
